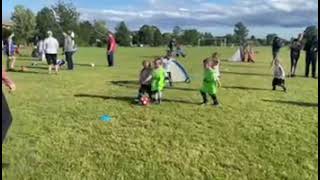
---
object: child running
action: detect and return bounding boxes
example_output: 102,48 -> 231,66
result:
272,58 -> 287,92
200,58 -> 221,106
151,58 -> 166,104
136,60 -> 153,101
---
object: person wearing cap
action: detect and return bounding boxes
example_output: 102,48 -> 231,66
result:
106,32 -> 117,67
44,31 -> 59,74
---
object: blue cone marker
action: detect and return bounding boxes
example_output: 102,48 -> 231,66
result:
100,115 -> 112,122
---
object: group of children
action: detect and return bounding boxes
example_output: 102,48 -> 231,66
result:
136,58 -> 166,104
135,50 -> 287,106
136,52 -> 222,106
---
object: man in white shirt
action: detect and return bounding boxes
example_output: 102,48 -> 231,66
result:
44,31 -> 59,74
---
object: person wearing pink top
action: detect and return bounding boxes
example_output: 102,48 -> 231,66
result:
106,32 -> 117,67
2,69 -> 16,143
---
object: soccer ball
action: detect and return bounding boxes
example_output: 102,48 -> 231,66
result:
91,63 -> 95,67
140,96 -> 150,106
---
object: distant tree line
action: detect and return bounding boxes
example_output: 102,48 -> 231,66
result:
3,1 -> 317,48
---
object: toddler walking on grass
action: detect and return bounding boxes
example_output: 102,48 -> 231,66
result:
136,60 -> 153,101
200,58 -> 221,106
272,58 -> 287,92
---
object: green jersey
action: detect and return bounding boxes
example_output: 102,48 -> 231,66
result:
151,67 -> 166,91
201,68 -> 218,95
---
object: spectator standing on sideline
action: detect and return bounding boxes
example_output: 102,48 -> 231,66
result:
272,36 -> 284,59
106,32 -> 117,67
44,31 -> 59,74
63,31 -> 75,70
304,35 -> 318,78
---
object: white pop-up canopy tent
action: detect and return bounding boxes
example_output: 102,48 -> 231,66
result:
163,58 -> 191,83
229,48 -> 242,62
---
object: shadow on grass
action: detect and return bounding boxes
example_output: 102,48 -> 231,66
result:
2,163 -> 9,169
26,66 -> 48,70
221,71 -> 270,77
223,86 -> 271,91
8,69 -> 41,74
262,99 -> 318,107
110,80 -> 198,91
74,63 -> 105,67
74,94 -> 199,105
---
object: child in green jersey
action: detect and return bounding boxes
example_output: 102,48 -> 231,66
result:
200,58 -> 221,106
151,58 -> 166,104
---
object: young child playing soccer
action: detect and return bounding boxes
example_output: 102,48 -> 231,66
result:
151,58 -> 166,104
272,58 -> 287,92
136,60 -> 153,101
200,58 -> 221,106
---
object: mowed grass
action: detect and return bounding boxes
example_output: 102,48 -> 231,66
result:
2,46 -> 318,180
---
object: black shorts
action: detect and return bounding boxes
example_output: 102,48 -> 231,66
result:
272,78 -> 285,86
46,54 -> 57,65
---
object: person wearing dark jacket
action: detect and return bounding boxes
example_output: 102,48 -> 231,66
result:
2,69 -> 16,143
289,39 -> 302,77
305,36 -> 318,78
272,36 -> 283,59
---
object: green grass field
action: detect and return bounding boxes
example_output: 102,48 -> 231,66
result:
2,46 -> 318,179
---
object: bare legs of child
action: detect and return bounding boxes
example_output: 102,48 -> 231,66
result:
153,91 -> 162,104
136,85 -> 152,101
200,91 -> 219,106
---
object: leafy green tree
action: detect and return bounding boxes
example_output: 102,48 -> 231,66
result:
36,7 -> 58,40
52,1 -> 80,43
11,5 -> 36,44
152,26 -> 162,46
89,20 -> 108,47
173,26 -> 183,37
138,25 -> 153,45
115,21 -> 131,46
225,34 -> 235,45
234,22 -> 249,44
78,21 -> 94,46
181,29 -> 200,46
266,34 -> 277,45
162,33 -> 172,46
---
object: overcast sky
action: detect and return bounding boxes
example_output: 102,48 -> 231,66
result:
2,0 -> 318,39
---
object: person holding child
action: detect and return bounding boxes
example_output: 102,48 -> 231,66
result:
200,58 -> 221,106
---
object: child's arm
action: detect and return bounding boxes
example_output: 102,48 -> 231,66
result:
142,75 -> 152,84
217,79 -> 221,87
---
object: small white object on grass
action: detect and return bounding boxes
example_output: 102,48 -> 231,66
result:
91,63 -> 95,67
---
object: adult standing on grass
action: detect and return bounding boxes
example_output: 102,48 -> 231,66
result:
2,68 -> 16,143
272,36 -> 284,59
289,34 -> 303,77
63,31 -> 75,70
168,38 -> 176,53
44,31 -> 59,74
107,32 -> 117,67
4,33 -> 16,71
304,35 -> 318,78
